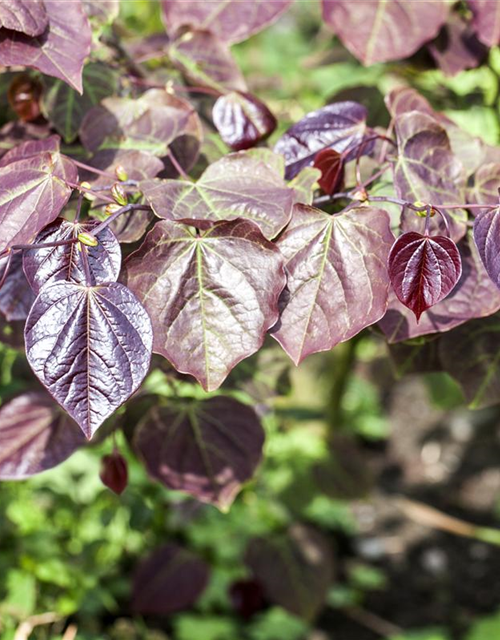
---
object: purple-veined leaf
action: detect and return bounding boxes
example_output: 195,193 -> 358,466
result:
0,0 -> 48,37
162,0 -> 293,44
322,0 -> 450,65
274,101 -> 368,180
385,87 -> 436,120
313,148 -> 344,195
0,391 -> 85,479
100,451 -> 128,495
246,524 -> 335,620
289,166 -> 321,205
23,219 -> 121,295
469,0 -> 500,47
212,91 -> 277,151
25,282 -> 153,439
141,151 -> 294,241
380,237 -> 500,342
134,396 -> 264,508
123,219 -> 286,392
168,29 -> 246,92
388,231 -> 462,321
468,163 -> 500,212
0,252 -> 35,321
473,205 -> 500,290
428,13 -> 485,77
271,204 -> 394,365
0,151 -> 77,254
0,0 -> 92,92
132,544 -> 209,615
0,134 -> 60,168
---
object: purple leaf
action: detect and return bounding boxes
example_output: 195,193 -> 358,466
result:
322,0 -> 450,65
0,252 -> 35,321
271,204 -> 394,365
132,544 -> 209,615
0,0 -> 48,37
0,391 -> 85,479
212,91 -> 277,151
134,396 -> 264,508
246,524 -> 335,620
162,0 -> 293,44
0,151 -> 77,254
23,219 -> 121,295
428,13 -> 486,77
0,0 -> 92,92
274,102 -> 368,179
313,148 -> 344,195
100,451 -> 128,495
25,282 -> 153,439
473,206 -> 500,290
385,87 -> 437,120
141,151 -> 294,241
0,134 -> 60,167
123,219 -> 286,392
468,163 -> 500,212
469,0 -> 500,47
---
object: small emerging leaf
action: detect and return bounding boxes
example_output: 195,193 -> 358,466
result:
313,148 -> 344,195
100,451 -> 128,495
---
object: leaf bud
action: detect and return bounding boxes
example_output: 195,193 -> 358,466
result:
78,232 -> 98,247
80,181 -> 96,202
352,188 -> 368,202
111,182 -> 128,206
115,164 -> 128,182
105,203 -> 122,217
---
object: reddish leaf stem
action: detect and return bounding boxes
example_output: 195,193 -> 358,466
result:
71,159 -> 117,180
166,148 -> 191,181
91,203 -> 151,235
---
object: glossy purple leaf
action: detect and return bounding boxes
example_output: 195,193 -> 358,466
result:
141,151 -> 294,241
23,219 -> 121,295
246,524 -> 335,620
25,282 -> 153,439
272,204 -> 394,365
0,0 -> 92,92
135,397 -> 264,508
322,0 -> 450,65
0,0 -> 48,37
0,252 -> 35,321
213,91 -> 277,151
0,134 -> 60,168
389,232 -> 462,322
473,206 -> 500,290
0,151 -> 77,254
132,544 -> 209,615
313,148 -> 344,195
469,0 -> 500,47
123,219 -> 286,391
162,0 -> 293,44
100,451 -> 128,495
274,102 -> 368,180
428,14 -> 485,77
0,391 -> 85,479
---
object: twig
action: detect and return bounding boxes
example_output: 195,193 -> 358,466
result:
14,613 -> 60,640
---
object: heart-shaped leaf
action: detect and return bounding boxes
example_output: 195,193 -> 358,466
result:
473,206 -> 500,290
0,391 -> 85,479
23,219 -> 121,295
0,134 -> 61,167
388,231 -> 462,321
469,0 -> 500,47
0,252 -> 35,321
100,451 -> 128,495
0,0 -> 48,37
123,219 -> 286,391
274,101 -> 368,179
25,282 -> 153,439
135,396 -> 264,508
313,148 -> 344,195
141,151 -> 294,241
272,204 -> 394,365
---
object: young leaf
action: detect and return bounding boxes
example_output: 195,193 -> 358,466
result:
0,0 -> 92,92
469,0 -> 500,47
100,451 -> 128,495
212,91 -> 277,151
322,0 -> 450,65
274,102 -> 368,179
132,544 -> 209,615
123,219 -> 286,392
162,0 -> 293,44
313,148 -> 344,195
25,282 -> 153,439
23,219 -> 121,294
473,206 -> 500,290
0,252 -> 35,321
0,391 -> 85,479
0,0 -> 48,37
134,397 -> 264,508
0,134 -> 60,167
0,152 -> 77,253
272,204 -> 394,365
388,231 -> 462,322
141,151 -> 294,241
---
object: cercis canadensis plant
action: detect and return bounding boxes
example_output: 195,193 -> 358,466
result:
1,0 -> 500,516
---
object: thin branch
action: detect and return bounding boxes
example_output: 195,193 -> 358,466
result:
91,203 -> 151,235
71,158 -> 116,180
166,147 -> 191,180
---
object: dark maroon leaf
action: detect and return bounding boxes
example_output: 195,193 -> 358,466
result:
272,204 -> 394,365
25,282 -> 153,439
8,73 -> 42,122
23,219 -> 121,295
123,219 -> 286,391
428,14 -> 485,77
0,252 -> 35,321
100,451 -> 128,495
229,579 -> 265,620
322,0 -> 450,65
468,163 -> 500,212
0,0 -> 92,92
0,0 -> 48,37
141,151 -> 294,241
0,391 -> 85,479
473,206 -> 500,290
162,0 -> 293,44
212,91 -> 276,151
0,151 -> 77,253
133,544 -> 209,615
0,134 -> 60,167
388,231 -> 462,321
134,397 -> 264,507
246,524 -> 335,620
274,101 -> 368,179
313,148 -> 344,195
469,0 -> 500,47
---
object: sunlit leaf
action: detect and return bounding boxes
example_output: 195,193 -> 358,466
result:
469,0 -> 500,47
0,0 -> 48,36
428,14 -> 485,77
